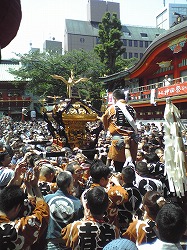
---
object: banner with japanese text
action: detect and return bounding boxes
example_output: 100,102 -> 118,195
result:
157,82 -> 187,99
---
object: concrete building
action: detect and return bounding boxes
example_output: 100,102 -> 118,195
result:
43,40 -> 62,54
30,48 -> 40,53
64,0 -> 165,60
156,3 -> 187,29
87,0 -> 120,22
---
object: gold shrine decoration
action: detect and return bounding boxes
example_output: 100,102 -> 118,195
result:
168,35 -> 187,54
62,101 -> 97,121
46,98 -> 99,150
157,60 -> 172,68
61,101 -> 98,149
51,70 -> 90,98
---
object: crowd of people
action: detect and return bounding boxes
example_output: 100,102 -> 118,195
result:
0,89 -> 187,249
1,2 -> 187,247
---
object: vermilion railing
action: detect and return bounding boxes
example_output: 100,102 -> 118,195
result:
129,76 -> 187,102
0,95 -> 31,108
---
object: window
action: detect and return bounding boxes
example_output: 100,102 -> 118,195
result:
139,40 -> 143,47
134,53 -> 138,58
80,38 -> 85,43
123,52 -> 127,59
124,32 -> 131,36
134,40 -> 138,47
140,53 -> 143,59
140,33 -> 148,38
129,52 -> 133,59
123,39 -> 127,46
145,41 -> 149,48
129,40 -> 132,47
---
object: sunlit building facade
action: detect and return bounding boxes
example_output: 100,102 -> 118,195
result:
64,0 -> 165,60
156,3 -> 187,30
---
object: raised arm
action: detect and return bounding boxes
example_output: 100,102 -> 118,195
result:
7,161 -> 27,187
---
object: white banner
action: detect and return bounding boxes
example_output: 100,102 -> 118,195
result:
150,88 -> 155,104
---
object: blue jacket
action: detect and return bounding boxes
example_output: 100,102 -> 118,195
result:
44,189 -> 83,239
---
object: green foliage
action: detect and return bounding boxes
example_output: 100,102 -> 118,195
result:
115,56 -> 139,71
94,12 -> 125,75
9,50 -> 105,100
9,51 -> 67,97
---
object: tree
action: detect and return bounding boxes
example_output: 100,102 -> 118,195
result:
9,51 -> 67,97
115,56 -> 139,71
94,12 -> 126,75
9,50 -> 105,101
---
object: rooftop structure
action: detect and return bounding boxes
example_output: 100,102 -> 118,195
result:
100,19 -> 187,120
64,0 -> 165,59
0,60 -> 21,81
156,3 -> 187,29
64,18 -> 165,60
0,60 -> 31,118
43,40 -> 62,54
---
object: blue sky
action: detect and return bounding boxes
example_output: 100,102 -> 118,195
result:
2,0 -> 187,59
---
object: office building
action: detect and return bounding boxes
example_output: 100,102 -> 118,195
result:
64,0 -> 165,60
156,3 -> 187,29
30,48 -> 40,53
87,0 -> 120,22
43,40 -> 62,54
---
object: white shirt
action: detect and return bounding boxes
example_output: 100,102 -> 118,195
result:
163,78 -> 171,86
138,239 -> 184,249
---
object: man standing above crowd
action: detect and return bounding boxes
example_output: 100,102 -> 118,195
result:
99,89 -> 138,172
